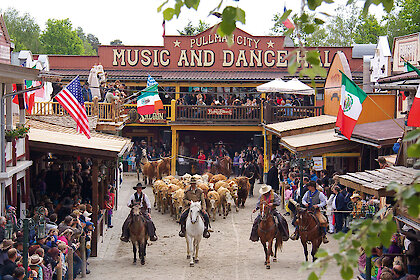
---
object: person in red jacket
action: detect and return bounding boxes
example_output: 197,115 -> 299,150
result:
198,150 -> 206,174
105,185 -> 115,228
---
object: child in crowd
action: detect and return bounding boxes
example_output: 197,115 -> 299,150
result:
284,185 -> 293,216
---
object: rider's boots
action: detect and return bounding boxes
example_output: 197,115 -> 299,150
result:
179,223 -> 186,238
290,229 -> 299,241
250,220 -> 259,242
322,227 -> 329,244
147,221 -> 158,241
203,226 -> 210,238
120,217 -> 130,242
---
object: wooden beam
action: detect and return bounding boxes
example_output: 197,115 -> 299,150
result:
91,160 -> 99,257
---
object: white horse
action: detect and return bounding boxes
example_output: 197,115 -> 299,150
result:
185,201 -> 204,267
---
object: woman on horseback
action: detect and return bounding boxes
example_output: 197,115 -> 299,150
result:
250,185 -> 289,242
301,181 -> 329,244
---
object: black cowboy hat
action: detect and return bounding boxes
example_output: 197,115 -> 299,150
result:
133,183 -> 146,190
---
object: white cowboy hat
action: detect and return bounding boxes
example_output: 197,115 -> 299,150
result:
259,184 -> 272,195
82,211 -> 92,217
350,193 -> 361,200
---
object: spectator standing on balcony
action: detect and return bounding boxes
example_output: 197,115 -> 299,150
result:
105,90 -> 119,103
285,99 -> 293,116
82,83 -> 92,102
291,95 -> 301,106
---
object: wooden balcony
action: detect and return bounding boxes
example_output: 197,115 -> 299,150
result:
174,104 -> 261,125
263,103 -> 324,124
30,101 -> 324,128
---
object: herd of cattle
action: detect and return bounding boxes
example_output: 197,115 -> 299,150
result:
151,173 -> 253,222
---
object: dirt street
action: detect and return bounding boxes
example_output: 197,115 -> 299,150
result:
86,174 -> 342,280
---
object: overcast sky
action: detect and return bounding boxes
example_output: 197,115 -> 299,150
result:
0,0 -> 386,46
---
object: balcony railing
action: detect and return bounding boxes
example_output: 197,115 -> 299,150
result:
175,104 -> 261,124
30,101 -> 323,126
263,103 -> 324,123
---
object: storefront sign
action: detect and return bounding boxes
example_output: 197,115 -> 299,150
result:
312,156 -> 323,171
393,33 -> 420,72
207,108 -> 233,115
99,27 -> 357,71
127,108 -> 166,124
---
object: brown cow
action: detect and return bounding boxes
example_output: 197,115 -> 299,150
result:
234,176 -> 251,208
202,172 -> 213,183
141,161 -> 158,185
207,190 -> 220,222
157,157 -> 171,179
171,189 -> 184,222
210,174 -> 227,184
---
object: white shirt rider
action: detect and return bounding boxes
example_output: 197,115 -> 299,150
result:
127,186 -> 152,218
302,188 -> 327,209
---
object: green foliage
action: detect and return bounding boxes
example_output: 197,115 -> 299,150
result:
40,19 -> 84,55
3,8 -> 42,53
178,20 -> 210,35
110,39 -> 123,46
353,13 -> 386,44
75,27 -> 100,55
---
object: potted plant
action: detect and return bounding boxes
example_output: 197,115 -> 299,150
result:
16,125 -> 30,138
5,129 -> 19,142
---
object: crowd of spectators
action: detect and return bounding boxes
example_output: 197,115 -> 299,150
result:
0,158 -> 116,279
81,80 -> 127,104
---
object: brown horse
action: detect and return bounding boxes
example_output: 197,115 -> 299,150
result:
257,201 -> 283,269
295,207 -> 323,262
129,205 -> 148,265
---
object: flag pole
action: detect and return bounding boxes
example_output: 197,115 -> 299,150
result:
365,94 -> 405,131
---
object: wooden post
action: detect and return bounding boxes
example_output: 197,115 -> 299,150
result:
170,99 -> 176,122
175,84 -> 180,100
67,247 -> 74,280
91,160 -> 99,257
80,235 -> 86,278
57,263 -> 62,280
93,97 -> 99,116
171,129 -> 178,175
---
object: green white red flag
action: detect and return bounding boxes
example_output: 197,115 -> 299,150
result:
336,72 -> 367,139
137,84 -> 163,115
405,61 -> 420,127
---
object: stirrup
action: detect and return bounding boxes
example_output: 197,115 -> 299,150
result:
120,236 -> 129,243
203,229 -> 210,238
323,236 -> 329,244
150,235 -> 158,241
179,230 -> 185,238
290,233 -> 299,241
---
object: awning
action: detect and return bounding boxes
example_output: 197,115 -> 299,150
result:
257,78 -> 315,95
280,129 -> 355,157
335,118 -> 404,147
264,115 -> 337,137
28,120 -> 131,159
338,165 -> 418,197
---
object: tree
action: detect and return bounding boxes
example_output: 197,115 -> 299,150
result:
353,14 -> 386,44
87,34 -> 100,52
178,20 -> 210,35
110,39 -> 123,46
40,18 -> 84,55
384,0 -> 420,45
75,27 -> 99,55
2,8 -> 42,53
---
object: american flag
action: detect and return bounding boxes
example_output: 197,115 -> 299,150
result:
54,76 -> 91,139
147,75 -> 158,87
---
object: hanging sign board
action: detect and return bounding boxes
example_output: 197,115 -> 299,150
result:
312,156 -> 323,171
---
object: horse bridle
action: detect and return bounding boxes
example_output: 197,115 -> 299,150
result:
189,204 -> 201,224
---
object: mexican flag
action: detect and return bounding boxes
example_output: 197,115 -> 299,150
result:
336,72 -> 367,139
137,84 -> 163,115
405,61 -> 420,127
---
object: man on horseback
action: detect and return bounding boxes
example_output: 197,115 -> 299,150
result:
300,181 -> 329,244
250,185 -> 289,242
120,183 -> 158,242
179,177 -> 211,238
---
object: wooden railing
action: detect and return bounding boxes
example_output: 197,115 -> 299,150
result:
264,103 -> 324,123
123,104 -> 172,121
175,104 -> 261,124
30,101 -> 323,125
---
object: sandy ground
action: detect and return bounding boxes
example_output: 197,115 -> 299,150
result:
86,174 -> 342,280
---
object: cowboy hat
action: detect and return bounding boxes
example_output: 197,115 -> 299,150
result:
29,254 -> 43,266
216,141 -> 224,145
259,184 -> 272,195
350,193 -> 361,200
132,182 -> 146,190
0,239 -> 14,250
190,177 -> 197,184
